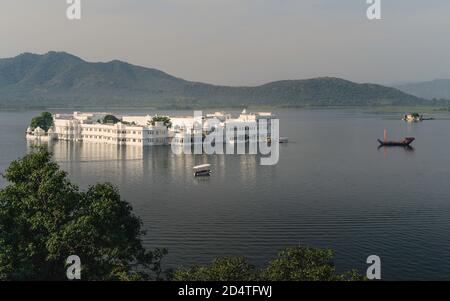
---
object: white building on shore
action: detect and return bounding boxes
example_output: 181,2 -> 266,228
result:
169,110 -> 274,145
26,126 -> 54,142
224,109 -> 273,144
26,110 -> 274,146
27,112 -> 169,146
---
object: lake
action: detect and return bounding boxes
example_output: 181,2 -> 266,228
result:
1,108 -> 450,280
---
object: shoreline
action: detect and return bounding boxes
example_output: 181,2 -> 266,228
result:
1,105 -> 450,114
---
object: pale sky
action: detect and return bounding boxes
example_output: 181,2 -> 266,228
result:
1,0 -> 450,86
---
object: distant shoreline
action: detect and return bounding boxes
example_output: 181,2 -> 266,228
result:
1,104 -> 450,114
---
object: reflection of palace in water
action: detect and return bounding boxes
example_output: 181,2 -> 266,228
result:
27,139 -> 260,184
24,109 -> 277,188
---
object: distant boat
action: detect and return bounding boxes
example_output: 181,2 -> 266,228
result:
267,137 -> 289,144
378,129 -> 415,147
403,113 -> 434,122
378,137 -> 415,146
193,164 -> 212,177
403,113 -> 423,122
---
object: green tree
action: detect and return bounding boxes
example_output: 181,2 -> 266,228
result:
172,246 -> 364,281
148,116 -> 172,128
0,148 -> 166,281
260,246 -> 363,281
173,257 -> 257,281
101,115 -> 121,125
30,112 -> 54,132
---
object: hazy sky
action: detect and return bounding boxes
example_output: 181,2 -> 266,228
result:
1,0 -> 450,86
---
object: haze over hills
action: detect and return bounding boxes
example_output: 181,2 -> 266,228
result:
0,51 -> 429,108
395,79 -> 450,100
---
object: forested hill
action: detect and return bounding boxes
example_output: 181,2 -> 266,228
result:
0,51 -> 425,108
396,79 -> 450,100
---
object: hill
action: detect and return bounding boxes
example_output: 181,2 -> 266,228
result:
396,79 -> 450,100
0,51 -> 425,108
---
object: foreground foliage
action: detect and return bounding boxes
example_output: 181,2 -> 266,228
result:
173,246 -> 364,281
0,148 -> 166,280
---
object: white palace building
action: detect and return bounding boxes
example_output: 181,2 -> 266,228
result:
26,110 -> 274,146
27,112 -> 168,146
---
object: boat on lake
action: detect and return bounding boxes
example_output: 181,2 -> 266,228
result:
193,164 -> 212,177
403,113 -> 423,122
267,137 -> 289,144
378,129 -> 415,147
378,137 -> 415,146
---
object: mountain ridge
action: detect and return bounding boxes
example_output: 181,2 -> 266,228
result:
395,79 -> 450,100
0,51 -> 428,108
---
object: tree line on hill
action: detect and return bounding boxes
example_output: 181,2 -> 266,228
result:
0,51 -> 436,109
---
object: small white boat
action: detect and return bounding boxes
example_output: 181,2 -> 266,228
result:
193,164 -> 212,177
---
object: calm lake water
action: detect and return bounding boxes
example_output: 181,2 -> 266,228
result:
1,108 -> 450,280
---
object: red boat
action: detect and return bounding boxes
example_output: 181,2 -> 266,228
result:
377,130 -> 415,147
